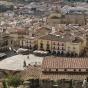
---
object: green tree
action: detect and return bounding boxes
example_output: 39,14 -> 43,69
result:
3,80 -> 8,88
3,75 -> 23,88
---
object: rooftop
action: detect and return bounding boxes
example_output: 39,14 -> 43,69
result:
42,57 -> 88,69
21,65 -> 41,80
39,34 -> 74,42
0,54 -> 43,71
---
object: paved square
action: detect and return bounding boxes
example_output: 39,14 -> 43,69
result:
0,54 -> 43,70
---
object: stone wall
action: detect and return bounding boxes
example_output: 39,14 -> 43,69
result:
39,79 -> 88,88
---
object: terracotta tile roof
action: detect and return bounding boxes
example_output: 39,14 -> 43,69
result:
72,37 -> 83,43
41,57 -> 88,80
35,27 -> 51,36
20,57 -> 88,81
38,33 -> 76,42
15,28 -> 29,35
20,65 -> 41,80
42,57 -> 88,69
36,27 -> 51,32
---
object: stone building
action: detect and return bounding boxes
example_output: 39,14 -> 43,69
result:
0,29 -> 12,52
20,57 -> 88,88
10,27 -> 51,50
47,11 -> 88,26
41,57 -> 88,80
37,33 -> 85,56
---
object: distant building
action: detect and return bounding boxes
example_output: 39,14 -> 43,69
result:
41,57 -> 88,80
20,57 -> 88,88
47,11 -> 88,25
37,33 -> 85,56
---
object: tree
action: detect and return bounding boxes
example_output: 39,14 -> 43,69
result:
7,75 -> 23,88
3,80 -> 8,88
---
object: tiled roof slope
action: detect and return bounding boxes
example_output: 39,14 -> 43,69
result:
42,57 -> 88,69
20,65 -> 41,80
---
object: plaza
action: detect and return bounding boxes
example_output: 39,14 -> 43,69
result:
0,54 -> 43,70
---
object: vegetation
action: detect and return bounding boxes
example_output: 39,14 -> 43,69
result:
3,75 -> 23,88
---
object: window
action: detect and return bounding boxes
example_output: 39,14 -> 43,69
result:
47,41 -> 49,44
30,41 -> 31,44
49,69 -> 51,72
11,40 -> 13,44
46,44 -> 50,50
86,69 -> 88,72
53,42 -> 55,45
56,69 -> 58,72
29,45 -> 32,49
73,47 -> 75,49
79,69 -> 81,72
68,47 -> 70,49
40,43 -> 43,49
41,40 -> 43,43
68,47 -> 70,50
62,47 -> 64,50
58,42 -> 59,45
62,43 -> 64,46
64,69 -> 67,72
74,69 -> 76,72
53,47 -> 55,50
58,47 -> 59,50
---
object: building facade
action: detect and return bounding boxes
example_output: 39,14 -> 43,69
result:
37,34 -> 85,56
